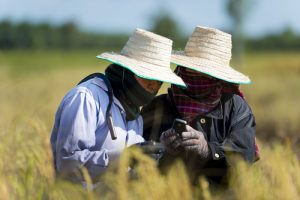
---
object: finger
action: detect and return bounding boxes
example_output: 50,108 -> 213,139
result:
185,125 -> 195,132
181,139 -> 200,147
166,138 -> 182,155
170,137 -> 182,148
183,145 -> 199,152
161,130 -> 175,142
181,131 -> 200,139
163,128 -> 176,138
185,125 -> 203,136
163,134 -> 179,146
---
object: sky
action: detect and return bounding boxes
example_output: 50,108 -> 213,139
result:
0,0 -> 299,37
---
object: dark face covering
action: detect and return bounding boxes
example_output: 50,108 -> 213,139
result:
105,64 -> 157,121
171,66 -> 223,123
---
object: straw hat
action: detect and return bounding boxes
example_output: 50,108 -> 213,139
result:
171,26 -> 251,84
96,28 -> 186,87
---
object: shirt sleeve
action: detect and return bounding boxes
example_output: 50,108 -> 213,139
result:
208,100 -> 256,163
126,116 -> 145,147
54,89 -> 112,181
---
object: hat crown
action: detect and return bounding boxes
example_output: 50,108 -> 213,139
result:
120,28 -> 173,69
97,28 -> 186,87
184,26 -> 232,66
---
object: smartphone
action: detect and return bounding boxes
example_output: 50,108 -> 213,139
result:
172,118 -> 187,136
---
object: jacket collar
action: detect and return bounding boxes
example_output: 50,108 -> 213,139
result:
205,102 -> 223,119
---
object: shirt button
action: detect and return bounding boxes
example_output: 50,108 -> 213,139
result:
214,153 -> 220,159
200,118 -> 206,124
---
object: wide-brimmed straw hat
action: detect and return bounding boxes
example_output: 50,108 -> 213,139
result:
171,26 -> 251,84
96,28 -> 186,87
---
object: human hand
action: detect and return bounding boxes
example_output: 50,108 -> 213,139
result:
160,128 -> 182,155
181,125 -> 210,158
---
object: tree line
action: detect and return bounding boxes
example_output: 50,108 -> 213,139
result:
1,20 -> 300,51
246,27 -> 300,51
0,21 -> 128,50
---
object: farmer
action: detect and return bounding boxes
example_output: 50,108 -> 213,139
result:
50,28 -> 186,184
141,26 -> 257,185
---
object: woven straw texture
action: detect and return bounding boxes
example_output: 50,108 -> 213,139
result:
97,28 -> 186,87
171,26 -> 251,84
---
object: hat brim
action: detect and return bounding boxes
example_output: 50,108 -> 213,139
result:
171,52 -> 251,84
97,52 -> 186,87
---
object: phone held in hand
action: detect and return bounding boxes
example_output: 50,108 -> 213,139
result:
172,118 -> 187,136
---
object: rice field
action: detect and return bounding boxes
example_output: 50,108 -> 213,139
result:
0,50 -> 300,199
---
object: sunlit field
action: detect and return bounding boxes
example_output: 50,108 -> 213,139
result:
0,50 -> 300,199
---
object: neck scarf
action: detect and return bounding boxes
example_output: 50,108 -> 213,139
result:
222,83 -> 244,99
171,66 -> 223,123
105,64 -> 157,121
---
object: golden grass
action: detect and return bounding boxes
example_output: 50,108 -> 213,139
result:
241,52 -> 300,148
100,147 -> 194,200
0,50 -> 300,199
229,141 -> 300,200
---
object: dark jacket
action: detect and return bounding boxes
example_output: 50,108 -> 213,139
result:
141,90 -> 256,185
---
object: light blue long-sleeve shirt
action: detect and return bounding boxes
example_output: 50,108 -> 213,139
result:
50,77 -> 144,181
